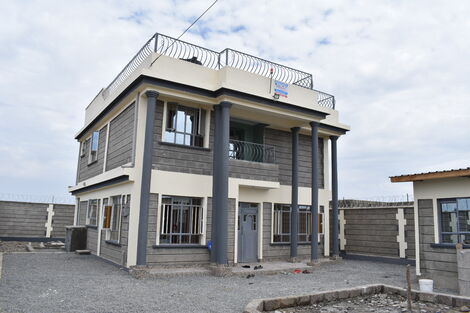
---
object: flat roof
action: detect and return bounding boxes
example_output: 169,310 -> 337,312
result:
390,167 -> 470,182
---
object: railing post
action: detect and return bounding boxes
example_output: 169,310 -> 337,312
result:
154,33 -> 159,52
225,49 -> 229,67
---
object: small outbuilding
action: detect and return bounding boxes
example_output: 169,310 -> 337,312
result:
391,167 -> 470,292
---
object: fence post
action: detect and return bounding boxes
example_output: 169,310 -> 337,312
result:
396,208 -> 408,258
339,209 -> 346,251
45,204 -> 55,238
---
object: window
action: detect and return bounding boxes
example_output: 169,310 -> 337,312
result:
109,195 -> 122,241
273,204 -> 323,243
102,198 -> 112,229
80,141 -> 86,157
160,196 -> 204,244
88,131 -> 99,163
102,195 -> 129,243
164,103 -> 203,147
86,199 -> 99,226
439,198 -> 470,244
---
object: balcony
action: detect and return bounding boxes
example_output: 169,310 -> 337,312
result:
102,33 -> 335,109
229,139 -> 275,164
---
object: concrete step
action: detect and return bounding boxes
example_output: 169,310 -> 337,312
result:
75,250 -> 91,255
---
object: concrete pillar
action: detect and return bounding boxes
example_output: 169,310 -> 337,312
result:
210,106 -> 221,263
290,127 -> 300,260
213,101 -> 232,265
310,122 -> 319,262
331,136 -> 339,257
136,90 -> 159,266
45,204 -> 55,238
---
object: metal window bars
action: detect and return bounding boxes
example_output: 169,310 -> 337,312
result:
102,33 -> 336,109
229,139 -> 275,164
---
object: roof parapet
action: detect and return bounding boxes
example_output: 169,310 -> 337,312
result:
101,32 -> 336,109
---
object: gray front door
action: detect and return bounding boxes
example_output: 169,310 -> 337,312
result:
238,203 -> 258,263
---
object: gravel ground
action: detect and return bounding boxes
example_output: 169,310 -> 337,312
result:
0,253 -> 418,313
0,241 -> 64,253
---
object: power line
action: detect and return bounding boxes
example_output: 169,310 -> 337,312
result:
150,0 -> 219,67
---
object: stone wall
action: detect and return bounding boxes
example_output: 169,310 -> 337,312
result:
339,206 -> 415,262
0,200 -> 74,239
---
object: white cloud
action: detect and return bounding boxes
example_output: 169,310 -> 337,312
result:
0,0 -> 469,199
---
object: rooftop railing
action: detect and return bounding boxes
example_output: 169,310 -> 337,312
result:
103,33 -> 335,109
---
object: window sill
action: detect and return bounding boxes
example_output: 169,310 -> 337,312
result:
270,242 -> 320,246
430,243 -> 470,249
152,244 -> 208,249
105,240 -> 122,247
85,225 -> 98,229
87,160 -> 98,166
158,141 -> 210,151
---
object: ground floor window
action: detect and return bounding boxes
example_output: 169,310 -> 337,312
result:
86,199 -> 99,226
160,196 -> 204,245
273,204 -> 323,243
102,194 -> 130,243
439,198 -> 470,244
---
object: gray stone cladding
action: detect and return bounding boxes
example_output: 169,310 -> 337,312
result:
151,101 -> 324,184
418,199 -> 458,290
106,102 -> 136,171
146,194 -> 237,266
262,202 -> 324,261
77,125 -> 107,182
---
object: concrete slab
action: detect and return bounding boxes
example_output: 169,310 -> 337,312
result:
232,258 -> 335,277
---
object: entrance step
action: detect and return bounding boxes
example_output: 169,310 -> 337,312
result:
75,250 -> 91,255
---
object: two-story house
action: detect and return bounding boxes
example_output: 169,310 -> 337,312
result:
68,33 -> 350,269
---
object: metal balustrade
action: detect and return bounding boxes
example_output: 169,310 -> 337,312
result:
102,33 -> 336,109
229,139 -> 275,164
315,89 -> 336,109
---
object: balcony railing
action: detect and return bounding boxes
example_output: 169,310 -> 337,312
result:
315,89 -> 335,109
229,140 -> 275,164
102,33 -> 335,109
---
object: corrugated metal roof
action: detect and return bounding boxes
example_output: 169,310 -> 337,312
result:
390,167 -> 470,182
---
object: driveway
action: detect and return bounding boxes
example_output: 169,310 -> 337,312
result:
0,253 -> 414,313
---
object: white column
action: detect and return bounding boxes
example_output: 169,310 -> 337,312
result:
413,187 -> 421,275
45,204 -> 55,238
339,209 -> 346,250
396,208 -> 408,258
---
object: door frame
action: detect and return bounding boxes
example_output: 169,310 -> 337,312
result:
237,202 -> 260,263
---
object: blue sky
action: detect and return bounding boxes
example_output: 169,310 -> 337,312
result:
1,0 -> 469,202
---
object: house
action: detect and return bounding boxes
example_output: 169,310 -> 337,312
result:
391,168 -> 470,291
68,33 -> 350,269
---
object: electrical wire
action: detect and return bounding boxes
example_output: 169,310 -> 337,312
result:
150,0 -> 219,67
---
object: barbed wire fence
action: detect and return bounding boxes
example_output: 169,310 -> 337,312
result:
0,193 -> 75,205
339,194 -> 414,209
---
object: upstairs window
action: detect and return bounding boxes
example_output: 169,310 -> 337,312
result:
272,204 -> 323,243
439,198 -> 470,244
160,196 -> 204,245
80,141 -> 86,157
88,131 -> 99,164
164,104 -> 203,147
